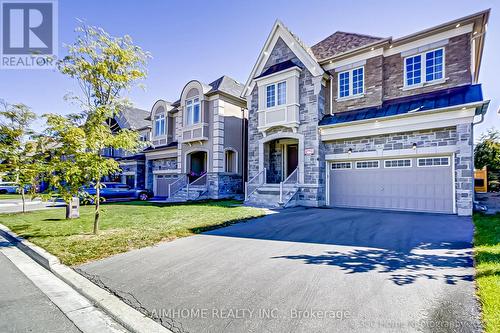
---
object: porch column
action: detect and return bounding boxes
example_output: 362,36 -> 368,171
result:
212,99 -> 225,173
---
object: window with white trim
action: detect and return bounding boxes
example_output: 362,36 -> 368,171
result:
384,159 -> 412,168
355,160 -> 379,169
225,150 -> 237,173
417,157 -> 450,167
186,97 -> 200,125
331,162 -> 352,170
266,81 -> 286,108
405,48 -> 444,87
154,114 -> 165,137
338,66 -> 364,99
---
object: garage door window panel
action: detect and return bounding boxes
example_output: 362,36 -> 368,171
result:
384,159 -> 412,168
417,157 -> 450,167
331,162 -> 352,170
355,161 -> 379,169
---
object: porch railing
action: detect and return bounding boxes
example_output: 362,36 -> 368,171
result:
186,173 -> 208,199
245,169 -> 266,200
279,167 -> 299,205
168,174 -> 188,198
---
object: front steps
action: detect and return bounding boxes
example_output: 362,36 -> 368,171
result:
244,184 -> 299,209
164,185 -> 208,203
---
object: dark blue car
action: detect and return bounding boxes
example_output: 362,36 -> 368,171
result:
83,182 -> 153,202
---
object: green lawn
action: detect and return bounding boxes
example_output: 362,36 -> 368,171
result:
473,213 -> 500,333
0,200 -> 265,266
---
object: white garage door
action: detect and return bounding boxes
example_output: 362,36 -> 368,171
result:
155,175 -> 177,197
328,156 -> 454,213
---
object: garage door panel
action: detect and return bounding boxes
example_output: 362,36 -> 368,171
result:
329,158 -> 454,214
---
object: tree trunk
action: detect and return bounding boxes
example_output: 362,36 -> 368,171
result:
21,187 -> 26,213
93,182 -> 100,235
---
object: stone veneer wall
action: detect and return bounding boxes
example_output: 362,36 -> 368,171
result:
248,37 -> 325,206
323,125 -> 474,216
207,173 -> 243,199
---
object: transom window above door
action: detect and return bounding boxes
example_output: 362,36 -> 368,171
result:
266,81 -> 286,108
186,97 -> 200,125
338,66 -> 364,99
405,48 -> 444,87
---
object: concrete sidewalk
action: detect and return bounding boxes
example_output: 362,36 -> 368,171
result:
0,233 -> 128,333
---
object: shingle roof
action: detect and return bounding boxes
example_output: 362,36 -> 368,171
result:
319,84 -> 485,126
143,141 -> 178,151
254,60 -> 300,79
115,107 -> 150,130
311,31 -> 385,61
207,75 -> 244,98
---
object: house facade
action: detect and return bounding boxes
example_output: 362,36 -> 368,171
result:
243,10 -> 490,216
144,75 -> 247,200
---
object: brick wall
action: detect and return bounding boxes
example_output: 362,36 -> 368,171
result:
383,34 -> 472,100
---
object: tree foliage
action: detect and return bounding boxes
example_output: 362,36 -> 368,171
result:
48,23 -> 150,232
0,100 -> 46,212
475,129 -> 500,171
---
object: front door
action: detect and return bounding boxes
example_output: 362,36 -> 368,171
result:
286,145 -> 298,177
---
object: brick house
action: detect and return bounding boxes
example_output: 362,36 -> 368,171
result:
243,10 -> 490,216
144,75 -> 247,201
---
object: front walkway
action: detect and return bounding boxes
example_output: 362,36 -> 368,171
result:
79,208 -> 481,332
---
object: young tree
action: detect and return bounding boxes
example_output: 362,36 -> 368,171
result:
54,23 -> 149,233
0,100 -> 45,212
475,128 -> 500,191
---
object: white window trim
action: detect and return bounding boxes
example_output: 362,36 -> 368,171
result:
355,160 -> 380,169
265,81 -> 286,109
403,47 -> 446,89
331,162 -> 352,170
384,159 -> 412,168
154,113 -> 165,137
337,66 -> 364,101
224,148 -> 238,174
417,156 -> 451,167
185,97 -> 201,126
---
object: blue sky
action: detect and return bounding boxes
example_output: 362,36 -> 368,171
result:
0,0 -> 498,139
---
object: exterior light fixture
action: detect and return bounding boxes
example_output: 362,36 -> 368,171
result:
389,45 -> 393,48
412,143 -> 417,150
348,148 -> 352,154
456,23 -> 460,28
371,47 -> 374,51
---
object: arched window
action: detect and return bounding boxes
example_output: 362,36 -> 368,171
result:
153,106 -> 166,137
225,149 -> 237,173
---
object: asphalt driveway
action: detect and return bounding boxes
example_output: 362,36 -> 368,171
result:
79,207 -> 481,333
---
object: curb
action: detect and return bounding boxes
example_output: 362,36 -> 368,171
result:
0,224 -> 171,333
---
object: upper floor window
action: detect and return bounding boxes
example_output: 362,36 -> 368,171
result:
338,67 -> 364,99
405,48 -> 444,87
154,114 -> 165,137
266,81 -> 286,108
186,97 -> 200,125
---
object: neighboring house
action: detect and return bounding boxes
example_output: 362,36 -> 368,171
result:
144,75 -> 247,200
101,107 -> 151,188
242,10 -> 490,216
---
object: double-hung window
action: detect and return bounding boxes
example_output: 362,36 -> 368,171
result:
186,98 -> 200,125
154,114 -> 165,137
338,67 -> 364,99
266,81 -> 286,108
405,48 -> 444,87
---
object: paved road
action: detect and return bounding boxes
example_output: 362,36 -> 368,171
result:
0,198 -> 64,213
80,208 -> 481,333
0,243 -> 81,333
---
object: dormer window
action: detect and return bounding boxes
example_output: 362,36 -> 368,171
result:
405,48 -> 444,87
154,113 -> 165,137
186,97 -> 200,125
266,81 -> 286,108
338,67 -> 364,99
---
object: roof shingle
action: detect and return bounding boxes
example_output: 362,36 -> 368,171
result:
311,31 -> 385,61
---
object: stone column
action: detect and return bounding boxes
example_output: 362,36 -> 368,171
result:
212,99 -> 225,173
455,123 -> 473,216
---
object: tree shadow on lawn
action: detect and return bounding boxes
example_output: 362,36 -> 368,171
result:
272,248 -> 474,286
106,199 -> 245,209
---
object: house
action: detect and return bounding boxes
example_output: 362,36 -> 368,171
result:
242,10 -> 490,216
144,75 -> 247,200
101,107 -> 151,188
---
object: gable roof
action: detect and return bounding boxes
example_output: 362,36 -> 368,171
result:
242,20 -> 323,97
115,107 -> 150,130
311,31 -> 385,61
319,84 -> 487,126
254,60 -> 300,79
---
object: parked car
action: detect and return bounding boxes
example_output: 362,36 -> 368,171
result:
82,183 -> 153,202
0,182 -> 18,194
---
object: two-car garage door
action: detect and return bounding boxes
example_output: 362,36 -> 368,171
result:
328,156 -> 454,214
